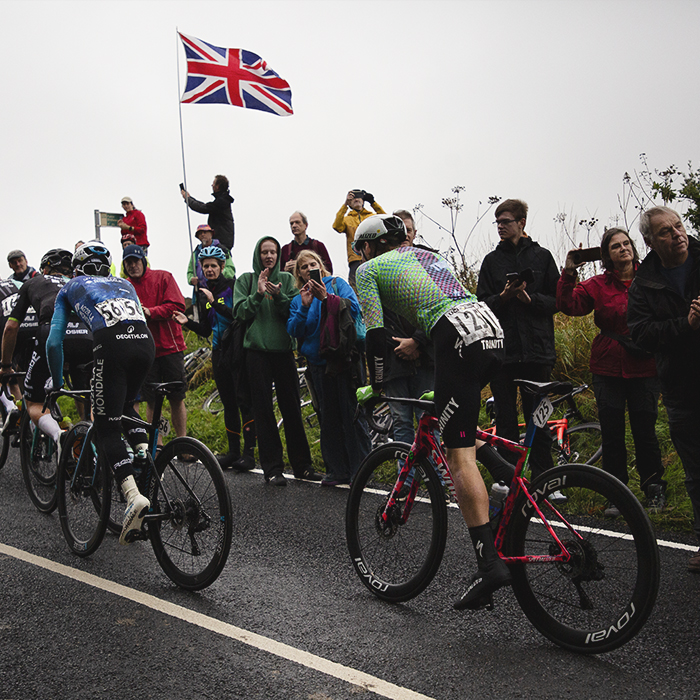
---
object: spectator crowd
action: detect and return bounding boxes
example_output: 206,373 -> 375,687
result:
1,179 -> 700,575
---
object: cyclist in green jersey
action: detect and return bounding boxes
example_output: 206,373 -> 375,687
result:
354,214 -> 511,610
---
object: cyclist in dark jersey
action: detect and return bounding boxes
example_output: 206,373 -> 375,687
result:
46,241 -> 156,545
0,249 -> 92,439
0,278 -> 36,425
354,214 -> 511,611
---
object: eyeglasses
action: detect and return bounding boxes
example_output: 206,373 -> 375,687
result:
494,218 -> 518,227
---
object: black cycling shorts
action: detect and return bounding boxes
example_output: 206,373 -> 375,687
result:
24,324 -> 95,403
92,324 -> 155,480
431,313 -> 503,449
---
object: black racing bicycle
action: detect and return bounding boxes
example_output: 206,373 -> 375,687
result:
47,381 -> 233,590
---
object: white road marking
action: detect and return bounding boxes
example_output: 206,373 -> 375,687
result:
0,542 -> 434,700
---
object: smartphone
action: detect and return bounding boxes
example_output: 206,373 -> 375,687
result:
571,247 -> 602,264
506,272 -> 521,284
309,269 -> 322,284
505,268 -> 535,285
179,182 -> 185,191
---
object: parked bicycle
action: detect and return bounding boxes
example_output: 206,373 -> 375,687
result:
347,380 -> 659,654
484,383 -> 602,466
47,380 -> 233,590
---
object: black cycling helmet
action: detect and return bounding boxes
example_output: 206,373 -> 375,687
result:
353,214 -> 407,253
40,248 -> 73,274
72,241 -> 112,277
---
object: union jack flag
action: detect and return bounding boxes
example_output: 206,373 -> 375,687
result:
179,32 -> 293,117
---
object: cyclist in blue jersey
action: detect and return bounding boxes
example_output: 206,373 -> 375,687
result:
354,215 -> 512,611
46,242 -> 156,545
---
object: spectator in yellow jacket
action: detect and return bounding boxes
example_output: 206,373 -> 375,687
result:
332,189 -> 385,288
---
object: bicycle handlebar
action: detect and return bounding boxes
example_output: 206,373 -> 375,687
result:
0,371 -> 25,401
43,387 -> 92,423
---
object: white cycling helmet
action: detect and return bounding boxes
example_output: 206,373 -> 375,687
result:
72,241 -> 112,277
353,214 -> 407,253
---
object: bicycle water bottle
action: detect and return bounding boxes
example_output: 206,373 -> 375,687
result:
488,481 -> 509,519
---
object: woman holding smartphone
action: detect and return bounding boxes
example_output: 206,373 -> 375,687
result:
287,250 -> 371,486
557,228 -> 666,514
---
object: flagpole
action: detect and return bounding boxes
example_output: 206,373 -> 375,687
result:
176,28 -> 195,267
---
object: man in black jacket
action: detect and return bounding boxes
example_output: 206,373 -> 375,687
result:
181,174 -> 235,250
628,205 -> 700,572
477,198 -> 559,479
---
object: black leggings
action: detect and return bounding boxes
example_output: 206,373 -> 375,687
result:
92,325 -> 155,484
431,315 -> 502,448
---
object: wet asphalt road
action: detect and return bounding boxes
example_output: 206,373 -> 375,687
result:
1,447 -> 699,700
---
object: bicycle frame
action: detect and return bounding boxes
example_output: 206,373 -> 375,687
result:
378,395 -> 584,568
483,383 -> 590,452
53,386 -> 189,531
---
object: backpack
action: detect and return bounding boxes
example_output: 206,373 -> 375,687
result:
319,293 -> 357,361
331,277 -> 366,344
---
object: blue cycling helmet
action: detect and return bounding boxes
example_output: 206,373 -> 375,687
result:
72,241 -> 112,277
198,245 -> 226,262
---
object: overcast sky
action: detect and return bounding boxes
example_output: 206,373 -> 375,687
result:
2,0 -> 698,291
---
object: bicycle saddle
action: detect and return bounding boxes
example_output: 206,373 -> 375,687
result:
513,379 -> 574,397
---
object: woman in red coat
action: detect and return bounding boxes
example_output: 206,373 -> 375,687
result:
557,228 -> 665,514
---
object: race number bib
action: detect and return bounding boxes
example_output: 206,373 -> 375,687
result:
444,301 -> 503,348
95,298 -> 145,327
532,396 -> 554,428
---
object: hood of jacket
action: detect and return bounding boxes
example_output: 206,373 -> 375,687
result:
252,236 -> 282,282
215,189 -> 234,206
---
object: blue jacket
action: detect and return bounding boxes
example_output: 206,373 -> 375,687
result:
287,276 -> 360,366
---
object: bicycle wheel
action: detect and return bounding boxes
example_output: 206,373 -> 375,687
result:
149,437 -> 233,590
504,464 -> 660,654
105,468 -> 125,535
19,411 -> 58,513
57,422 -> 110,556
346,442 -> 447,603
0,404 -> 9,470
553,422 -> 602,466
202,389 -> 223,415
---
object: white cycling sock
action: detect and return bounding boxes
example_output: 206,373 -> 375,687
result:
0,392 -> 15,412
37,414 -> 62,444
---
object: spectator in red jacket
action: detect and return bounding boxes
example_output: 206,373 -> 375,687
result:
123,244 -> 187,442
118,196 -> 149,251
557,228 -> 665,514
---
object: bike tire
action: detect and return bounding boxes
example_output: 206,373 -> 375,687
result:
503,464 -> 660,654
554,422 -> 602,466
202,389 -> 224,415
105,468 -> 125,535
346,442 -> 447,603
19,411 -> 58,513
57,422 -> 110,556
0,404 -> 9,470
149,437 -> 233,590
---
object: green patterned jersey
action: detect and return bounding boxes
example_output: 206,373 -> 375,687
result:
356,246 -> 476,335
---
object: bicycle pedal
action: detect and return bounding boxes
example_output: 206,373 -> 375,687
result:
124,528 -> 147,544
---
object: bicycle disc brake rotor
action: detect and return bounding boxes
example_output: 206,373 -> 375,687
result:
374,501 -> 402,538
549,539 -> 605,582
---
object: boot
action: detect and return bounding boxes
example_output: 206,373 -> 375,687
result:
231,445 -> 255,472
217,428 -> 242,470
454,523 -> 512,610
